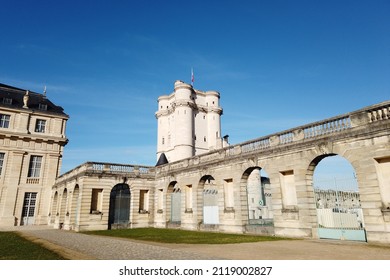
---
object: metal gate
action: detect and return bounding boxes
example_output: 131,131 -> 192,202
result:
314,178 -> 366,241
170,188 -> 181,222
21,192 -> 37,225
109,184 -> 131,229
203,189 -> 219,224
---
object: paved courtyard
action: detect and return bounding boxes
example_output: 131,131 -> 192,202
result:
2,226 -> 390,260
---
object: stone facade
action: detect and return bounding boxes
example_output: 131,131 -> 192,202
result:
4,81 -> 390,244
0,83 -> 68,226
50,80 -> 390,244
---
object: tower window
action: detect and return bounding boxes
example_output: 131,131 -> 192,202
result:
162,137 -> 165,145
204,136 -> 206,142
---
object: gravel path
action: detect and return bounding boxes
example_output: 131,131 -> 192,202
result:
1,226 -> 218,260
2,226 -> 390,260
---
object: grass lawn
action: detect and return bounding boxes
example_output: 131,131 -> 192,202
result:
0,231 -> 65,260
85,228 -> 287,244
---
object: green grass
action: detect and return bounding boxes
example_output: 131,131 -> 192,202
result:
0,232 -> 65,260
85,228 -> 287,244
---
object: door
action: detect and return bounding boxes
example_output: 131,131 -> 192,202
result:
108,184 -> 131,229
21,192 -> 37,226
203,189 -> 219,224
170,189 -> 181,223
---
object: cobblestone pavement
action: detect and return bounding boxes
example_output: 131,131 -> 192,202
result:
2,226 -> 390,260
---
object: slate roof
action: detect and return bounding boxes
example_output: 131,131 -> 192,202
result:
155,152 -> 169,166
0,83 -> 68,118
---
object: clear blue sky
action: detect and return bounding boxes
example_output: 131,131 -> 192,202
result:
1,0 -> 389,179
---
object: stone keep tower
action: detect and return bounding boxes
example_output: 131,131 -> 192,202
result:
156,80 -> 225,163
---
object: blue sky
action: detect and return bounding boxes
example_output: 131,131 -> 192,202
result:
0,0 -> 389,180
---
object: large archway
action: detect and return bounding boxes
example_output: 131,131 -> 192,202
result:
50,191 -> 58,224
108,184 -> 131,229
59,188 -> 68,227
166,181 -> 181,224
197,175 -> 219,225
241,167 -> 274,234
309,154 -> 366,241
70,185 -> 80,228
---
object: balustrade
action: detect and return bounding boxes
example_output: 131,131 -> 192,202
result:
241,138 -> 270,153
279,132 -> 294,144
109,164 -> 134,173
368,106 -> 389,122
26,178 -> 40,184
304,117 -> 351,139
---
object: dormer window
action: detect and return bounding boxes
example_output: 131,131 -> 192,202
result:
2,97 -> 12,105
38,103 -> 47,111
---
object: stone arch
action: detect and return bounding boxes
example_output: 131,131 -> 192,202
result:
70,185 -> 80,227
59,188 -> 68,226
166,181 -> 181,224
50,191 -> 58,224
306,153 -> 366,241
108,183 -> 131,229
240,166 -> 273,226
197,175 -> 218,225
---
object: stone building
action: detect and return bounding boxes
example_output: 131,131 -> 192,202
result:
156,80 -> 228,163
0,83 -> 68,226
3,80 -> 390,244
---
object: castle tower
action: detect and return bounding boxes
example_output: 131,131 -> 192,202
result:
156,80 -> 225,164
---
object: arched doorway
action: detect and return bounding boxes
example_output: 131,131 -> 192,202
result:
167,181 -> 181,224
198,175 -> 219,225
310,155 -> 366,241
108,184 -> 131,229
50,191 -> 58,224
241,167 -> 274,235
70,185 -> 80,228
59,189 -> 67,228
245,167 -> 273,225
